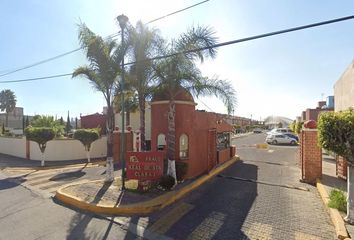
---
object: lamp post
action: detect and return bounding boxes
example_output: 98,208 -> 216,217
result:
117,14 -> 129,190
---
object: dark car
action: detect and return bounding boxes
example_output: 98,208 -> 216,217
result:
284,133 -> 299,142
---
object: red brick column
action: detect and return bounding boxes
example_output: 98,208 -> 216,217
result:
300,129 -> 322,184
336,155 -> 347,180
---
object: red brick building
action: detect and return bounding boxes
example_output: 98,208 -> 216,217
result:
80,113 -> 107,133
150,88 -> 235,179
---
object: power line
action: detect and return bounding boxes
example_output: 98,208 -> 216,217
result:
124,14 -> 354,66
146,0 -> 209,24
1,14 -> 354,84
0,0 -> 210,78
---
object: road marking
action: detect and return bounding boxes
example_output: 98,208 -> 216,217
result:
187,211 -> 226,240
294,232 -> 321,240
267,149 -> 274,153
148,202 -> 194,235
243,222 -> 272,240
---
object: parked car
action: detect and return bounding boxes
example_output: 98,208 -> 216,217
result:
269,128 -> 293,134
266,133 -> 297,145
284,133 -> 299,142
253,128 -> 263,133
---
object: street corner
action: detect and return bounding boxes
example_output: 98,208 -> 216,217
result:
54,156 -> 240,216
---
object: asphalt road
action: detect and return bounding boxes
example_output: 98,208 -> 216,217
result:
141,133 -> 337,239
0,133 -> 337,240
0,163 -> 134,240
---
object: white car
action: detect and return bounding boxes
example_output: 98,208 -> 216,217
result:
269,128 -> 293,134
266,133 -> 297,145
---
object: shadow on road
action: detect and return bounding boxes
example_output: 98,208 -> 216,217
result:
140,160 -> 258,239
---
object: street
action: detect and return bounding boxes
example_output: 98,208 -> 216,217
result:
142,133 -> 336,239
0,133 -> 337,239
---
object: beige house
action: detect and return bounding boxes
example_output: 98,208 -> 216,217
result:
114,104 -> 151,141
334,60 -> 354,111
0,107 -> 24,129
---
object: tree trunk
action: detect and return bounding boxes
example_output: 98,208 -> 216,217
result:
126,109 -> 131,127
5,113 -> 8,128
167,100 -> 177,181
345,164 -> 354,223
41,152 -> 45,167
86,151 -> 91,163
139,96 -> 146,151
105,105 -> 114,182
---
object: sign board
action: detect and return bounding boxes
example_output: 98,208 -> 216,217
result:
126,152 -> 164,181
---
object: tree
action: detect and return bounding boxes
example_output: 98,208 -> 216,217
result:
31,115 -> 64,138
74,128 -> 100,163
75,117 -> 78,129
114,89 -> 139,126
153,25 -> 236,179
0,89 -> 16,128
25,116 -> 29,128
318,110 -> 354,223
25,127 -> 55,167
59,117 -> 64,125
127,21 -> 163,150
65,111 -> 72,134
72,23 -> 125,182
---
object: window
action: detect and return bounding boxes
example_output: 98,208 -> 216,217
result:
157,133 -> 166,150
217,132 -> 230,151
179,134 -> 189,158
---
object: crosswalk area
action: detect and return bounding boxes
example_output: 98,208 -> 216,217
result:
0,163 -> 103,197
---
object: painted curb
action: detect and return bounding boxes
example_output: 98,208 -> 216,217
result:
3,161 -> 106,171
316,178 -> 349,240
55,155 -> 240,215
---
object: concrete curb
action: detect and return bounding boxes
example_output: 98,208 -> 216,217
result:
3,161 -> 106,171
316,178 -> 349,240
54,155 -> 240,215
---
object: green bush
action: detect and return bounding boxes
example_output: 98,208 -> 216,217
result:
25,127 -> 55,153
73,128 -> 100,151
158,175 -> 175,190
328,189 -> 347,213
176,162 -> 188,181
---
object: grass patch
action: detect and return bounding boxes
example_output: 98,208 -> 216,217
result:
328,189 -> 347,213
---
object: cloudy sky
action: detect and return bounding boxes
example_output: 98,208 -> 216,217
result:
1,0 -> 354,121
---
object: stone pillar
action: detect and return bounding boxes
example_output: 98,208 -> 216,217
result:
300,129 -> 322,184
336,155 -> 347,180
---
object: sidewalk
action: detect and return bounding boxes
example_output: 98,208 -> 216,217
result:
318,153 -> 354,239
0,153 -> 105,169
54,156 -> 240,216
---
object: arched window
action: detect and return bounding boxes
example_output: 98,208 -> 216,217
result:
179,134 -> 189,158
157,133 -> 166,150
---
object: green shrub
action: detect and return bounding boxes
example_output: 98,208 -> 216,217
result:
328,189 -> 347,213
73,128 -> 100,151
158,175 -> 175,190
25,127 -> 55,153
176,162 -> 188,181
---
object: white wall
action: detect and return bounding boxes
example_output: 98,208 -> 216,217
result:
29,137 -> 107,161
115,104 -> 151,140
334,60 -> 354,112
0,136 -> 26,158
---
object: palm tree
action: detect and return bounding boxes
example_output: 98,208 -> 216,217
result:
114,89 -> 139,126
127,21 -> 163,150
72,23 -> 125,182
0,89 -> 17,128
153,26 -> 236,170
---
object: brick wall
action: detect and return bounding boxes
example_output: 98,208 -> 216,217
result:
299,129 -> 322,184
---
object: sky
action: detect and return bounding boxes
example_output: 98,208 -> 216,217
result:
1,0 -> 354,121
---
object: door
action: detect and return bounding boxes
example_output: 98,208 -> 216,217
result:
207,129 -> 217,172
